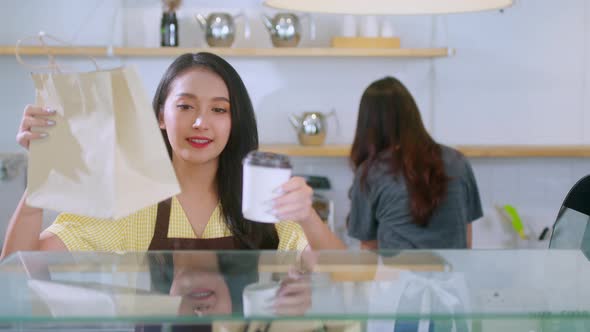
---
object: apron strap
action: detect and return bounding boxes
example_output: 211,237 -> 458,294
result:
153,198 -> 173,240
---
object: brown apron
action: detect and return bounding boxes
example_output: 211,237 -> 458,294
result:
137,198 -> 262,332
148,198 -> 248,251
138,199 -> 336,332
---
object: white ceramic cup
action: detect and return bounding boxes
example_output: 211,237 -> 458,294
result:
341,15 -> 357,37
360,15 -> 379,37
380,19 -> 396,38
242,151 -> 292,223
242,282 -> 280,317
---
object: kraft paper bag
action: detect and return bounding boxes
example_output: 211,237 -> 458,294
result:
28,280 -> 182,317
26,66 -> 180,219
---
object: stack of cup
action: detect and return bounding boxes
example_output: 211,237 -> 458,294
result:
341,15 -> 396,38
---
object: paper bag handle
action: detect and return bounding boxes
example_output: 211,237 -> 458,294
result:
15,31 -> 100,73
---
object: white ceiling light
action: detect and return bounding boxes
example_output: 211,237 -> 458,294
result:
263,0 -> 513,15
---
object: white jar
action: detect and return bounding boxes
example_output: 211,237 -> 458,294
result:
242,281 -> 280,317
380,18 -> 396,38
341,15 -> 357,37
360,15 -> 379,37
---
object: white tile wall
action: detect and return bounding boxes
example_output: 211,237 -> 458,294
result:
0,154 -> 59,246
0,154 -> 27,245
469,158 -> 589,249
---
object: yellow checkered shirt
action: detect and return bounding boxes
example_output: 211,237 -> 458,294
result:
45,197 -> 308,252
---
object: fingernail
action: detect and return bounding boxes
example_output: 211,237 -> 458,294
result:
46,120 -> 56,126
272,187 -> 284,194
45,108 -> 56,114
39,133 -> 48,138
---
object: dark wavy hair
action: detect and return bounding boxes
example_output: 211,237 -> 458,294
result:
350,77 -> 449,227
152,53 -> 278,248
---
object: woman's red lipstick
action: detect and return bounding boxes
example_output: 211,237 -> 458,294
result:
187,136 -> 212,148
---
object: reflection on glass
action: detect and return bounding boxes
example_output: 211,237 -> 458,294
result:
149,252 -> 312,318
550,206 -> 590,250
0,250 -> 589,330
150,252 -> 254,317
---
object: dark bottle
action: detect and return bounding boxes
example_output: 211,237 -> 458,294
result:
161,11 -> 178,47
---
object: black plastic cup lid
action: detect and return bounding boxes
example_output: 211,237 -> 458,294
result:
243,151 -> 292,169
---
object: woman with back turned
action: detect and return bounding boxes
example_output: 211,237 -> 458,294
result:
347,77 -> 483,250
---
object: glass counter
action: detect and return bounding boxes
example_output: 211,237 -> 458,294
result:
0,249 -> 589,331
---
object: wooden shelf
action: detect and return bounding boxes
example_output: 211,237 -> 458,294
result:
455,145 -> 590,158
0,46 -> 452,58
260,144 -> 590,158
261,144 -> 351,157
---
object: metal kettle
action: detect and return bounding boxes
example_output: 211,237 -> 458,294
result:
288,110 -> 339,146
194,12 -> 250,47
261,13 -> 315,47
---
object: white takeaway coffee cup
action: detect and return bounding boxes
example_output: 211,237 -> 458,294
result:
242,151 -> 292,223
242,281 -> 280,317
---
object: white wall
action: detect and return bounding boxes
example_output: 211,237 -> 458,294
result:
0,0 -> 588,248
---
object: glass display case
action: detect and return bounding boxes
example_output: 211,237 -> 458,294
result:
0,249 -> 589,331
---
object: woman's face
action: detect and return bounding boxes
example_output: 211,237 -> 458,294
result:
170,253 -> 232,316
159,67 -> 232,166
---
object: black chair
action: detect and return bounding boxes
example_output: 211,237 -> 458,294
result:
549,175 -> 590,256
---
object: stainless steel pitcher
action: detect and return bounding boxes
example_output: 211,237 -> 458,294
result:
261,13 -> 315,47
288,110 -> 339,146
194,12 -> 250,47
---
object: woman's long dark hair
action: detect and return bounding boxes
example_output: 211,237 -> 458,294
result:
152,53 -> 278,249
350,77 -> 449,227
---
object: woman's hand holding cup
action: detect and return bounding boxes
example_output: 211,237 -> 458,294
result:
273,272 -> 312,316
241,151 -> 320,226
271,176 -> 317,226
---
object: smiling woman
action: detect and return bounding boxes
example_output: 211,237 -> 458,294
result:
2,52 -> 346,259
157,68 -> 232,166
